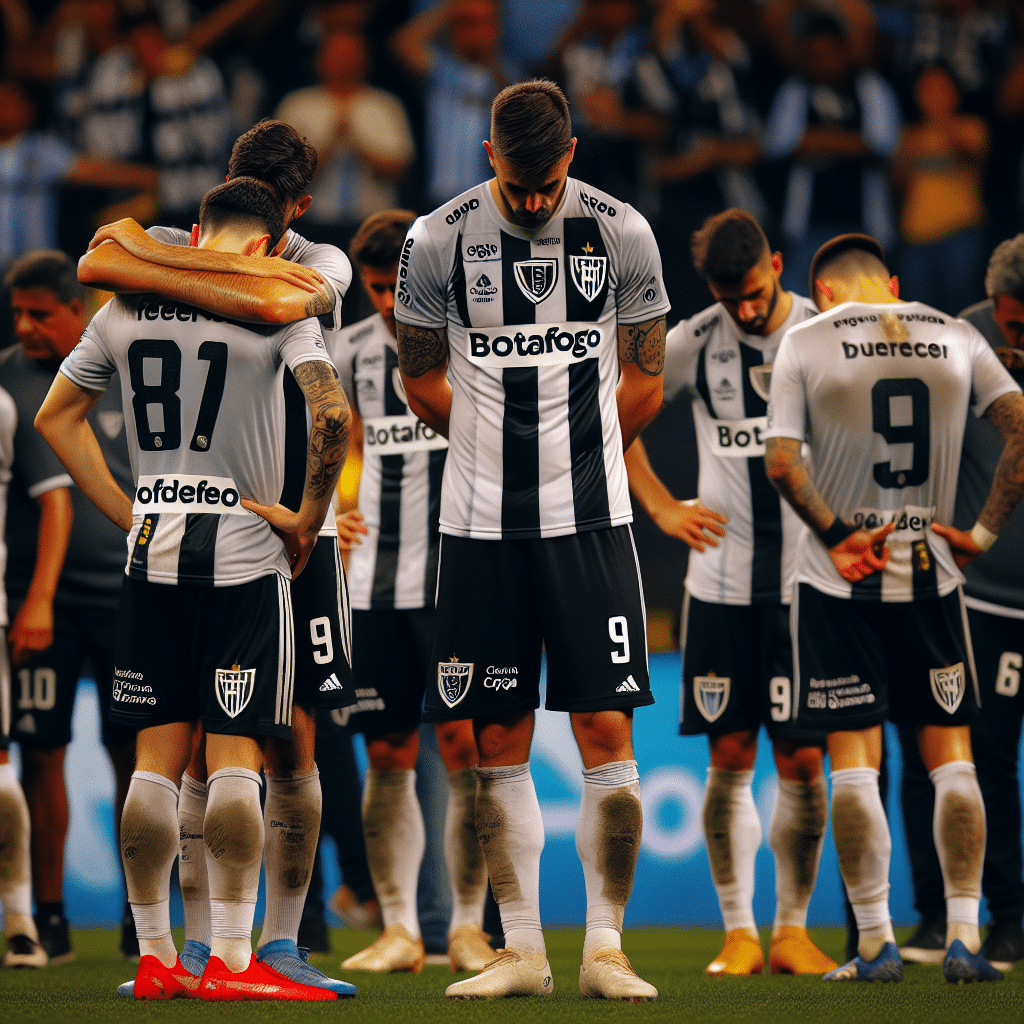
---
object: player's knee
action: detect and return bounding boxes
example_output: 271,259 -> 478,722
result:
572,710 -> 634,765
709,731 -> 758,772
437,720 -> 478,771
774,741 -> 825,783
366,729 -> 418,770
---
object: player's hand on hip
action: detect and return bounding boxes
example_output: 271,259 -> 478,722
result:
240,498 -> 318,579
653,499 -> 728,551
335,509 -> 368,551
930,521 -> 983,569
828,522 -> 895,583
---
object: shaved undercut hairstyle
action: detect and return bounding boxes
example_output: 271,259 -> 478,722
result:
814,245 -> 889,287
985,234 -> 1024,304
4,249 -> 84,304
199,176 -> 285,248
349,209 -> 417,272
490,79 -> 573,177
691,209 -> 771,285
228,119 -> 318,202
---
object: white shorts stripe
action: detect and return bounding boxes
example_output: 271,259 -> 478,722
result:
276,574 -> 295,726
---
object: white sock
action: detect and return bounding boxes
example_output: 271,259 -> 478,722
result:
205,767 -> 263,972
121,771 -> 180,967
444,767 -> 487,935
576,760 -> 643,959
830,767 -> 894,959
703,768 -> 760,934
178,771 -> 211,949
362,768 -> 424,937
476,764 -> 545,956
258,770 -> 321,948
930,760 -> 985,954
769,776 -> 828,931
0,762 -> 37,940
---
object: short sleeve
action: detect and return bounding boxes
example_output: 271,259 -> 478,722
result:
148,225 -> 190,246
968,323 -> 1021,417
764,331 -> 807,442
615,206 -> 671,326
662,320 -> 699,405
394,216 -> 449,329
59,305 -> 118,394
278,318 -> 334,374
281,234 -> 352,331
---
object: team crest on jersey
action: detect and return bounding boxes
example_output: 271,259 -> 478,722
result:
216,664 -> 255,718
438,658 -> 474,709
695,675 -> 730,723
930,663 -> 965,715
570,254 -> 607,303
514,259 -> 558,304
748,364 -> 772,403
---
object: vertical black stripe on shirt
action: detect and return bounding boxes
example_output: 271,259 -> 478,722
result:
371,347 -> 406,605
500,231 -> 540,325
453,232 -> 471,329
568,358 -> 611,529
130,514 -> 158,576
177,513 -> 218,584
424,448 -> 445,606
279,368 -> 307,513
501,367 -> 541,536
695,343 -> 713,410
563,217 -> 609,322
739,343 -> 781,602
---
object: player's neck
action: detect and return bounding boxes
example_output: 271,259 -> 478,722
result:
765,289 -> 793,336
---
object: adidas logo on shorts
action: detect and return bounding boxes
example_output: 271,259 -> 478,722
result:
319,673 -> 345,692
616,675 -> 640,693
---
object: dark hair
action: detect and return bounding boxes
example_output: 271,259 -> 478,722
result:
349,209 -> 416,271
228,120 -> 318,202
490,80 -> 573,178
199,176 -> 285,248
690,209 -> 770,285
985,234 -> 1024,304
4,249 -> 84,304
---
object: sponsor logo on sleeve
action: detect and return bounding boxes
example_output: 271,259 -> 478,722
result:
695,675 -> 729,722
438,658 -> 474,709
930,663 -> 965,714
216,664 -> 255,718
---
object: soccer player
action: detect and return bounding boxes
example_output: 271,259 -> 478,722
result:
35,176 -> 351,1001
764,233 -> 1024,984
396,79 -> 666,1000
333,209 -> 490,974
2,250 -> 136,962
0,382 -> 47,968
79,120 -> 357,994
624,209 -> 835,976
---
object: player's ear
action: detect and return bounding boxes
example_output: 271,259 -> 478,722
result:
244,234 -> 272,257
813,279 -> 833,306
293,195 -> 312,219
771,251 -> 783,276
483,140 -> 495,169
567,137 -> 577,163
888,275 -> 899,299
189,224 -> 199,247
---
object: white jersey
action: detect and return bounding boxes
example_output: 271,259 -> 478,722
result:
337,313 -> 448,610
396,177 -> 670,540
766,300 -> 1020,601
665,293 -> 818,605
61,293 -> 332,586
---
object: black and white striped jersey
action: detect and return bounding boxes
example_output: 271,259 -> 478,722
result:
337,313 -> 447,610
396,177 -> 670,540
664,294 -> 817,606
766,300 -> 1020,602
61,293 -> 333,587
0,386 -> 14,629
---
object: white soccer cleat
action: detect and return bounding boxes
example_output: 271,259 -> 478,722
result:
579,948 -> 657,1001
445,948 -> 554,999
340,924 -> 424,973
448,924 -> 495,972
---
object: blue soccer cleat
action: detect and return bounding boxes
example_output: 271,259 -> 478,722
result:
256,938 -> 357,996
116,941 -> 209,999
943,939 -> 1004,983
823,941 -> 903,982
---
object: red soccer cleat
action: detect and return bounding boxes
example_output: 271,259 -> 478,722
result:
199,954 -> 338,1001
130,954 -> 203,999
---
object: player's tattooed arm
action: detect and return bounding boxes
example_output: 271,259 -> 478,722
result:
294,359 -> 352,503
980,390 -> 1024,533
618,315 -> 666,377
397,322 -> 453,437
397,322 -> 450,378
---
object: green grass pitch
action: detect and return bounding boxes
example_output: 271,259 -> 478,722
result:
2,926 -> 1022,1024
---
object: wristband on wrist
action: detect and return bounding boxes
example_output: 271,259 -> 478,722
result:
819,517 -> 856,549
969,521 -> 998,552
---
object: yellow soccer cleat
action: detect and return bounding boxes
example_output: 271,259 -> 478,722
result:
448,924 -> 495,973
340,924 -> 425,973
769,926 -> 838,975
705,929 -> 764,975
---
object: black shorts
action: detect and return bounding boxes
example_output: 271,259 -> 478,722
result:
423,526 -> 653,722
679,593 -> 825,747
0,633 -> 10,751
965,604 -> 1024,716
112,573 -> 296,739
793,583 -> 979,731
10,598 -> 134,750
289,539 -> 356,712
331,607 -> 437,737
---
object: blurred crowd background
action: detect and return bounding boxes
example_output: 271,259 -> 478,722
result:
3,0 -> 1024,638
